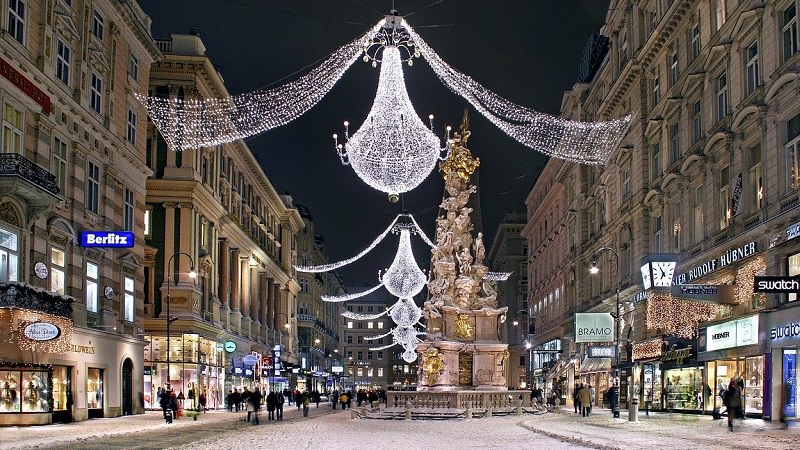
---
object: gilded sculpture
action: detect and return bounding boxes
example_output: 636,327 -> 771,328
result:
453,313 -> 475,339
421,347 -> 444,386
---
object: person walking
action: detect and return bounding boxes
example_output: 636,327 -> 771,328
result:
588,384 -> 596,413
331,389 -> 339,409
159,387 -> 172,422
249,389 -> 262,425
578,383 -> 592,417
276,390 -> 285,420
266,390 -> 277,421
724,377 -> 742,431
340,391 -> 348,410
198,391 -> 207,412
170,389 -> 179,420
734,373 -> 746,419
531,384 -> 543,410
302,390 -> 310,417
572,384 -> 581,413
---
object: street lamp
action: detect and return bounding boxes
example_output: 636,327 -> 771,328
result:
272,312 -> 290,392
166,252 -> 196,393
590,247 -> 621,419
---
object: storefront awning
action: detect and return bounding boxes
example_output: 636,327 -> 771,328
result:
578,358 -> 612,374
547,360 -> 575,380
545,360 -> 564,379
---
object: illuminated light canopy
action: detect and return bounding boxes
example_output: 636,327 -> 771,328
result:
646,292 -> 726,338
335,46 -> 445,199
403,20 -> 633,165
138,21 -> 385,151
380,228 -> 427,298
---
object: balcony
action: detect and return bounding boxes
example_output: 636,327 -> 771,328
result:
0,153 -> 60,218
0,282 -> 72,317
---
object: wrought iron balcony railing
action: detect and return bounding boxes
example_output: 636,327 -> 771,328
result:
0,153 -> 60,196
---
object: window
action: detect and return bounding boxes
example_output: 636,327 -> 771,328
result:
653,215 -> 662,252
357,351 -> 362,361
7,0 -> 25,44
670,123 -> 680,164
619,28 -> 628,69
367,306 -> 373,312
50,248 -> 65,294
719,165 -> 731,230
90,73 -> 102,114
367,352 -> 373,360
670,51 -> 679,85
86,161 -> 100,214
2,102 -> 23,154
693,185 -> 704,242
783,3 -> 798,62
672,203 -> 681,252
786,113 -> 800,190
123,188 -> 134,231
124,275 -> 134,322
367,322 -> 374,329
745,41 -> 759,95
92,9 -> 104,40
126,109 -> 137,145
357,322 -> 363,329
143,208 -> 151,236
0,227 -> 19,282
377,351 -> 383,360
652,75 -> 660,106
652,142 -> 661,179
691,101 -> 703,144
52,136 -> 67,194
347,321 -> 353,329
748,145 -> 763,211
129,55 -> 139,81
299,279 -> 308,292
691,21 -> 701,59
56,39 -> 71,85
357,336 -> 363,344
715,72 -> 727,123
86,262 -> 98,313
346,335 -> 352,344
377,321 -> 384,329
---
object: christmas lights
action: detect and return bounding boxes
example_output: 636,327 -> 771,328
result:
403,21 -> 633,165
632,339 -> 664,361
138,21 -> 385,151
646,293 -> 726,338
341,310 -> 388,320
389,297 -> 423,327
380,228 -> 427,298
335,46 -> 445,199
321,283 -> 383,302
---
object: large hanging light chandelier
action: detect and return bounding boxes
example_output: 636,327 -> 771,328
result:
334,40 -> 445,202
380,227 -> 427,298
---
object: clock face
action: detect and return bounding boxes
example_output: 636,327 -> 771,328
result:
640,264 -> 652,290
652,261 -> 676,287
34,262 -> 49,279
104,286 -> 115,299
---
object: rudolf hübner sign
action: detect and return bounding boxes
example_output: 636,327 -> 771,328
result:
575,313 -> 614,343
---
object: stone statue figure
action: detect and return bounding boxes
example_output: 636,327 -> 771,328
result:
474,232 -> 486,265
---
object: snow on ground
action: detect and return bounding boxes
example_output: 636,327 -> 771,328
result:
3,405 -> 800,450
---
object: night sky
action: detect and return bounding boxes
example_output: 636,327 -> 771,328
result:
137,0 -> 611,287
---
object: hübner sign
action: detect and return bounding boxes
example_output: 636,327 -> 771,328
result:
674,241 -> 757,285
575,313 -> 614,343
701,315 -> 759,352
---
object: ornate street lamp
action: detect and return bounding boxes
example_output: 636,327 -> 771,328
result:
165,252 -> 196,393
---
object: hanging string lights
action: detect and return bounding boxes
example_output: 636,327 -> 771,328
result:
139,16 -> 631,168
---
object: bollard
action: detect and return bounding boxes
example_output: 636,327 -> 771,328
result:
486,406 -> 492,418
405,400 -> 412,421
629,397 -> 639,422
516,399 -> 523,416
466,400 -> 473,419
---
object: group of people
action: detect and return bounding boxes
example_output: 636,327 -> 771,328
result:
572,382 -> 596,417
355,388 -> 386,407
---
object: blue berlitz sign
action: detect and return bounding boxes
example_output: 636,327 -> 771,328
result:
81,231 -> 134,248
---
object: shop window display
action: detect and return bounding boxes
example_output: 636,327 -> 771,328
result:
664,367 -> 703,410
52,366 -> 69,411
86,368 -> 103,410
0,370 -> 50,413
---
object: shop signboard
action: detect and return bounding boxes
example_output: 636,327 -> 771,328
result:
332,366 -> 344,373
674,241 -> 757,285
670,284 -> 737,304
587,345 -> 616,358
700,315 -> 759,352
80,231 -> 134,248
242,354 -> 259,365
23,322 -> 60,341
766,307 -> 800,348
754,276 -> 800,293
224,341 -> 236,353
574,313 -> 614,343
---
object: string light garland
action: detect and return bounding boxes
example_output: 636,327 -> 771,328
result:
734,258 -> 765,305
321,283 -> 384,302
646,293 -> 726,338
380,228 -> 427,298
632,339 -> 664,361
403,21 -> 633,165
335,45 -> 445,200
341,309 -> 388,320
138,21 -> 385,151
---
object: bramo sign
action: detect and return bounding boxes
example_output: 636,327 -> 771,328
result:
575,313 -> 614,343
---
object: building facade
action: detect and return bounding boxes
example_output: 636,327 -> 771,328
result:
0,0 -> 160,425
487,211 -> 529,388
527,0 -> 800,420
295,204 -> 345,393
343,291 -> 390,392
142,32 -> 303,409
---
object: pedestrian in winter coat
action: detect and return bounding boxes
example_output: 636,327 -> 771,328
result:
266,391 -> 277,420
578,384 -> 592,417
276,391 -> 285,420
249,389 -> 262,425
724,379 -> 742,430
572,384 -> 581,413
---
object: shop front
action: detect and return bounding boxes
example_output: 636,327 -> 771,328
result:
142,334 -> 226,410
764,304 -> 800,421
697,314 -> 766,418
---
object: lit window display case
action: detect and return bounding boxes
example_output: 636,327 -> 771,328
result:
0,369 -> 50,413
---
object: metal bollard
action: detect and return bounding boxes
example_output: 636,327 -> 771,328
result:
405,400 -> 412,421
466,401 -> 473,419
629,397 -> 639,422
516,399 -> 523,416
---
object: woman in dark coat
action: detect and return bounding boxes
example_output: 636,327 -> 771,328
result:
724,378 -> 742,430
266,391 -> 277,421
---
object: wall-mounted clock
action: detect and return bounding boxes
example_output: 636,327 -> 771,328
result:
104,286 -> 115,299
34,262 -> 49,279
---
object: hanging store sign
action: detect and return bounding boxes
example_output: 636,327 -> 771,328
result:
80,231 -> 134,248
574,313 -> 614,343
242,354 -> 259,365
699,315 -> 759,352
731,173 -> 743,215
674,241 -> 757,285
587,345 -> 616,358
224,341 -> 237,353
670,284 -> 737,304
23,322 -> 60,341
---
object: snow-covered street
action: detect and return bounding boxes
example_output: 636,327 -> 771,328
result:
2,405 -> 800,450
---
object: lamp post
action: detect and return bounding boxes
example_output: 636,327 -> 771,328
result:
165,252 -> 196,393
590,247 -> 621,419
272,312 -> 290,392
512,309 -> 532,389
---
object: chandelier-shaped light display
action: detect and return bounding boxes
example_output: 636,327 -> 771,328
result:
335,45 -> 444,200
389,297 -> 423,327
380,228 -> 427,298
139,15 -> 632,167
